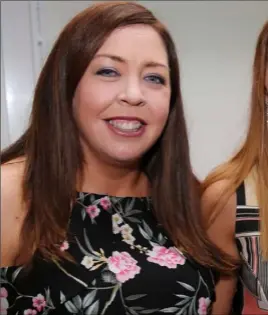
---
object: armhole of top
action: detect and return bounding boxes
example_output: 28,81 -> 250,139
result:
233,182 -> 245,314
236,182 -> 246,206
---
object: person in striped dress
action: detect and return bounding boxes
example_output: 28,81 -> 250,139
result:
202,21 -> 268,314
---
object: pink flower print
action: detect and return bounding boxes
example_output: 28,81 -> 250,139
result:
198,297 -> 211,315
86,205 -> 100,219
0,288 -> 9,315
24,310 -> 37,315
147,246 -> 186,268
32,294 -> 46,312
0,288 -> 8,298
60,240 -> 69,251
100,197 -> 111,210
107,251 -> 141,283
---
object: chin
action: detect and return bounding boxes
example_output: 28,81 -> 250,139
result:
113,155 -> 142,165
107,150 -> 146,166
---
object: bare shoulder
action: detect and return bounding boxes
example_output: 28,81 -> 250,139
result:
1,158 -> 27,266
202,180 -> 240,313
201,179 -> 236,228
201,179 -> 239,258
1,157 -> 26,205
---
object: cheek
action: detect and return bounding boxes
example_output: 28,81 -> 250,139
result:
72,86 -> 96,134
149,93 -> 170,126
73,83 -> 116,118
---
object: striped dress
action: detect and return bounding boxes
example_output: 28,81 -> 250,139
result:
235,183 -> 268,314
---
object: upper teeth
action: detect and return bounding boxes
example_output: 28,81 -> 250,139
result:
109,120 -> 142,130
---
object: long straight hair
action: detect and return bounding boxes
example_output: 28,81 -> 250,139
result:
1,1 -> 238,273
203,21 -> 268,259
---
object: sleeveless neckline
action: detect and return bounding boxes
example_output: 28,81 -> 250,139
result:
1,191 -> 215,315
1,193 -> 152,269
75,191 -> 151,200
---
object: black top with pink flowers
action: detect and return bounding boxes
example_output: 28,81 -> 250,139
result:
1,193 -> 215,315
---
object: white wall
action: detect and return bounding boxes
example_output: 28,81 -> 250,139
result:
143,1 -> 268,178
1,1 -> 268,178
1,1 -> 42,147
1,46 -> 10,149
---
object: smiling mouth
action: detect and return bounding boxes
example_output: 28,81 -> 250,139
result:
108,119 -> 143,132
104,118 -> 146,136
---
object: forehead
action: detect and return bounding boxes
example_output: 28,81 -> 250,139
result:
96,24 -> 168,65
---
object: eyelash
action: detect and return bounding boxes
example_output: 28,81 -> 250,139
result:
96,68 -> 166,85
145,75 -> 166,85
96,68 -> 119,77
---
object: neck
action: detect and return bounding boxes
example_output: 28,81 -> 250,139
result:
78,150 -> 150,197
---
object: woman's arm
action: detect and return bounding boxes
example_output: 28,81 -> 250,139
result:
1,160 -> 26,266
202,181 -> 240,314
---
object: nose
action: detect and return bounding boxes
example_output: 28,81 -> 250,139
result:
119,77 -> 145,107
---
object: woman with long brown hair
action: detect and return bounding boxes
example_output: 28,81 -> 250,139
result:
1,2 -> 237,314
202,21 -> 268,314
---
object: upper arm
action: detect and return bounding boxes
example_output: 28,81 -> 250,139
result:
202,180 -> 240,314
1,160 -> 26,266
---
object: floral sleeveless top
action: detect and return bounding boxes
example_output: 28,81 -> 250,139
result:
0,192 -> 215,315
235,183 -> 268,314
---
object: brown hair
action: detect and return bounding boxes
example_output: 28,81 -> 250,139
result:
1,1 -> 237,272
203,21 -> 268,259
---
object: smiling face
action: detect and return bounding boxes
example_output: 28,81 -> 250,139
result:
72,24 -> 171,166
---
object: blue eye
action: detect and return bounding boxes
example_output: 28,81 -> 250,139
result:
96,68 -> 119,77
145,75 -> 165,85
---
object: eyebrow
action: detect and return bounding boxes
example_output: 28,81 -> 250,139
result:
94,53 -> 169,69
